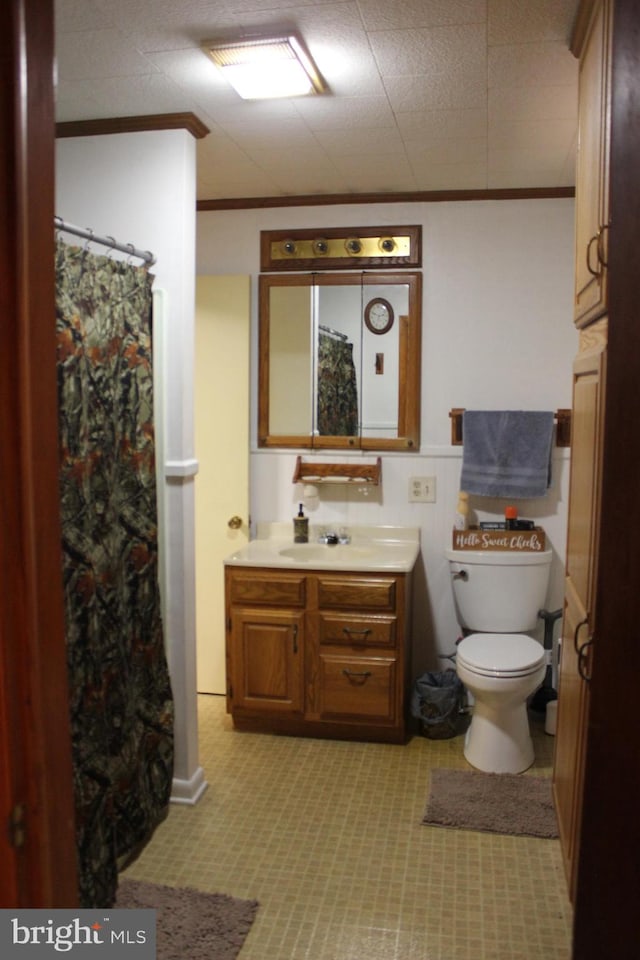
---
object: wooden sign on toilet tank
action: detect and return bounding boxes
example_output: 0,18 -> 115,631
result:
452,527 -> 546,552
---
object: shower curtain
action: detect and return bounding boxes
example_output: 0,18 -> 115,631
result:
316,331 -> 359,436
55,240 -> 173,907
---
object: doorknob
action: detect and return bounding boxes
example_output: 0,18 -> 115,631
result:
227,515 -> 243,529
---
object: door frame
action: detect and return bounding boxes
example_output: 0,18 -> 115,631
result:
573,0 -> 640,953
0,0 -> 77,906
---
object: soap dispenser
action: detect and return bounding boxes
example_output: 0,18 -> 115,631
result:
293,503 -> 309,543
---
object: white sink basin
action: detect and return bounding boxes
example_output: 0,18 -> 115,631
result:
279,544 -> 375,563
224,524 -> 420,572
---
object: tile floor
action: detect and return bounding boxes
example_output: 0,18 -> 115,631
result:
122,695 -> 572,960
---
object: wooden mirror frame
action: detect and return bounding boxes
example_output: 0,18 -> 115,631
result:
258,271 -> 422,451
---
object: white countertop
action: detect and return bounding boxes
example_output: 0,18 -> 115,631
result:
224,523 -> 420,573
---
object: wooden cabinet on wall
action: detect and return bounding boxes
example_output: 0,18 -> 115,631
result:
573,0 -> 611,327
553,0 -> 611,903
225,566 -> 413,743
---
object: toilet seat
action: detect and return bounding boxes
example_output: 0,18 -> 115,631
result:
457,633 -> 545,678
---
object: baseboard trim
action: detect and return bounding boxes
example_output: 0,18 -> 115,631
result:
170,766 -> 208,805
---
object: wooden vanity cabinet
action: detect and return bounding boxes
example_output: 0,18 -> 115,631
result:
225,566 -> 413,743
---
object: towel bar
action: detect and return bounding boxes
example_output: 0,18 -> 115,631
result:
449,408 -> 571,447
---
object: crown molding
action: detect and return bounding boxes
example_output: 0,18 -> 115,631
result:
56,112 -> 209,140
197,186 -> 575,211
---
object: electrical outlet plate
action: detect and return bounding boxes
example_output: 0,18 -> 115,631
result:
409,476 -> 436,503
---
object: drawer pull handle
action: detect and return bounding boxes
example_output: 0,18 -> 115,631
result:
342,669 -> 372,684
573,616 -> 589,654
292,624 -> 298,654
577,637 -> 594,683
342,627 -> 372,640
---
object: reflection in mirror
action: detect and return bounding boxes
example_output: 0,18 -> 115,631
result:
314,283 -> 362,437
258,272 -> 421,451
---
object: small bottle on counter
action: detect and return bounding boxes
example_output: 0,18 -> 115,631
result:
293,503 -> 309,543
454,491 -> 470,530
505,505 -> 518,530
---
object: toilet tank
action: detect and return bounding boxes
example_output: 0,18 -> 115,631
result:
445,548 -> 553,632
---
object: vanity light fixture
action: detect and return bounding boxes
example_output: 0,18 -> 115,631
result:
202,34 -> 326,100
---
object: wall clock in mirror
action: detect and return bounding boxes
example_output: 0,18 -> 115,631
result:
364,297 -> 394,335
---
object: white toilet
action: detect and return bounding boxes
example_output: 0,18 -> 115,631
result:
445,548 -> 552,774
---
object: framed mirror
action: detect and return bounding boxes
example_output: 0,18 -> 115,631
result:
258,272 -> 422,450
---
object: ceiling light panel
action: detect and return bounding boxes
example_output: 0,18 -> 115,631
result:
203,35 -> 326,101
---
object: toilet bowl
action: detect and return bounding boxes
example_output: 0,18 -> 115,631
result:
445,548 -> 552,774
456,632 -> 546,773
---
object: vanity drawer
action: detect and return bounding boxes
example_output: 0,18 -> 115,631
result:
318,654 -> 396,722
317,576 -> 397,612
228,572 -> 306,607
319,613 -> 396,649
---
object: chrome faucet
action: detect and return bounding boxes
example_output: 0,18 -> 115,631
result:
317,527 -> 350,545
318,529 -> 339,545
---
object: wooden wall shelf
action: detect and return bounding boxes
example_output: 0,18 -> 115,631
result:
292,456 -> 382,485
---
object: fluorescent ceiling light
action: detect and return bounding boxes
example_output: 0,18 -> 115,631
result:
203,34 -> 326,100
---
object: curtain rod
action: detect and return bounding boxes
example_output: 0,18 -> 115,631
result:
54,216 -> 156,266
319,323 -> 348,341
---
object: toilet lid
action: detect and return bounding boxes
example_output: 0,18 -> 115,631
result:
457,633 -> 545,677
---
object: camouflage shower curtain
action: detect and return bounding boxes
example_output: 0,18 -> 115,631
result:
316,332 -> 359,436
55,240 -> 173,907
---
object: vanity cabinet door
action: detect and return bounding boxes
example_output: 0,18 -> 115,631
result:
554,330 -> 605,901
229,608 -> 304,715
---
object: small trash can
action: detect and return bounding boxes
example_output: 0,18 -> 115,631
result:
411,669 -> 467,739
545,699 -> 558,735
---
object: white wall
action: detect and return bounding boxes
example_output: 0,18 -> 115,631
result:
56,130 -> 206,804
197,198 -> 576,673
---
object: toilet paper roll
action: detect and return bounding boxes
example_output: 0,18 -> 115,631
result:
545,699 -> 558,736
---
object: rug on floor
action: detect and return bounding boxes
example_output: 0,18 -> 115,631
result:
115,879 -> 258,960
422,768 -> 558,839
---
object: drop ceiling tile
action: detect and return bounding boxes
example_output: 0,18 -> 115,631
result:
412,161 -> 488,190
245,148 -> 334,178
490,118 -> 577,157
397,107 -> 487,142
65,74 -> 191,117
54,79 -> 105,123
489,84 -> 578,124
384,75 -> 487,113
487,162 -> 570,189
293,96 -> 397,130
55,29 -> 160,80
55,0 -> 116,32
359,0 -> 486,31
312,127 -> 406,157
222,121 -> 322,153
370,23 -> 486,79
488,0 -> 577,46
489,41 -> 578,89
405,137 -> 486,166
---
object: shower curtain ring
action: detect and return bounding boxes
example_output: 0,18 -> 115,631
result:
83,228 -> 94,252
105,236 -> 116,258
126,242 -> 135,264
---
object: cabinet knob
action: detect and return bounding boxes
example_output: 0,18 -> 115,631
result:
228,515 -> 243,529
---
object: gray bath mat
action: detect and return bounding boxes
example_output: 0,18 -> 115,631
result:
423,768 -> 558,839
115,879 -> 258,960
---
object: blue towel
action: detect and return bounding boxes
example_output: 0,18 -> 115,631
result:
460,410 -> 554,499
